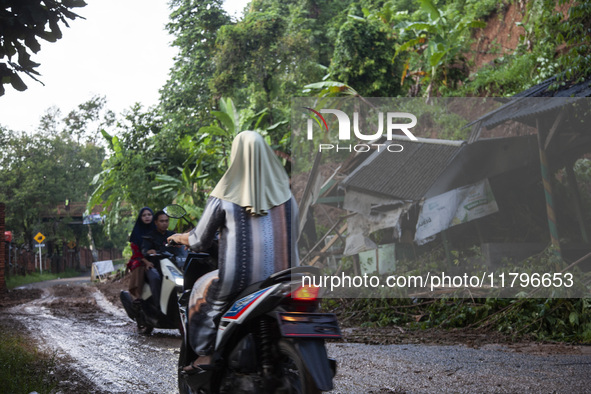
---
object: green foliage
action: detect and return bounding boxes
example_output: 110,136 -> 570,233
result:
0,324 -> 58,393
0,98 -> 106,248
326,243 -> 591,342
486,298 -> 591,342
210,2 -> 318,146
161,0 -> 231,127
0,0 -> 86,95
302,80 -> 360,97
393,0 -> 486,97
516,0 -> 591,86
308,0 -> 591,99
328,296 -> 591,342
152,131 -> 226,223
459,0 -> 502,20
461,0 -> 591,96
6,269 -> 81,290
161,0 -> 341,186
63,95 -> 117,144
573,159 -> 591,215
329,9 -> 403,96
88,105 -> 173,232
458,52 -> 547,96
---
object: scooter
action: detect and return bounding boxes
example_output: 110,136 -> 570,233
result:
119,204 -> 211,335
161,204 -> 341,392
120,250 -> 185,335
177,262 -> 342,393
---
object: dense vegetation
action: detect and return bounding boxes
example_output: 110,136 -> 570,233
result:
327,247 -> 591,342
2,0 -> 591,340
0,97 -> 125,253
89,0 -> 591,227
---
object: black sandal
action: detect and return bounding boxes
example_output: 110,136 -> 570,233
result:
181,360 -> 215,375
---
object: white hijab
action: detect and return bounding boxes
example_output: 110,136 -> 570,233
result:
210,131 -> 291,216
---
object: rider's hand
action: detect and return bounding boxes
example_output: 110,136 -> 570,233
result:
167,232 -> 190,246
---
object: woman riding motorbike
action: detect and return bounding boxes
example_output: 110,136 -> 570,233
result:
168,130 -> 299,373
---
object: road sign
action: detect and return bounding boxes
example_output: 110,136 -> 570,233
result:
34,232 -> 46,243
67,240 -> 76,249
33,234 -> 45,274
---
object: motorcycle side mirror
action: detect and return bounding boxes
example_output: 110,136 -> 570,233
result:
164,204 -> 196,228
164,204 -> 187,219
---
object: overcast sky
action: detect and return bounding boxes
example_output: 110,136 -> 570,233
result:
0,0 -> 247,133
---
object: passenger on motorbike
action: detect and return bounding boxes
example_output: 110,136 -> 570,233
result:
168,130 -> 299,373
142,211 -> 187,307
127,207 -> 156,301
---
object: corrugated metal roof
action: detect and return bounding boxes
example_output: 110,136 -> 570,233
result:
342,140 -> 463,200
473,77 -> 591,129
513,77 -> 556,97
481,97 -> 576,128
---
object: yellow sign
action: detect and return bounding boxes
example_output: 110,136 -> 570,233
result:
67,240 -> 76,249
34,232 -> 46,244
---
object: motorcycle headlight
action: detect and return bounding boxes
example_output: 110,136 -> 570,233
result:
168,267 -> 184,288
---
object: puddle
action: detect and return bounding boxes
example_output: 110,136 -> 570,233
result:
8,285 -> 180,393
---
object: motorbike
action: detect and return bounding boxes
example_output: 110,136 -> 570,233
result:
119,204 -> 215,335
120,249 -> 185,335
177,257 -> 342,393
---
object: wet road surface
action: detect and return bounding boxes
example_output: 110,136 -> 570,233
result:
329,342 -> 591,393
7,279 -> 591,393
12,281 -> 180,393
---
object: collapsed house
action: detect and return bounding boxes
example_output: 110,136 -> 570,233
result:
296,79 -> 591,275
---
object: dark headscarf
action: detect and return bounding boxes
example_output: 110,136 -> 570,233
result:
129,207 -> 156,246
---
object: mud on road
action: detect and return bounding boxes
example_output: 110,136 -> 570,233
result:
1,277 -> 590,393
2,281 -> 180,393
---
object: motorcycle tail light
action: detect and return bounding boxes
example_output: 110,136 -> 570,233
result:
291,284 -> 320,301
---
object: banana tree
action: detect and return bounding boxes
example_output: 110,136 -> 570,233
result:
153,98 -> 289,227
87,129 -> 167,234
395,0 -> 485,97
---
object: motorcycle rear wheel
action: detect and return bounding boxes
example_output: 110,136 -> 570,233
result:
276,340 -> 320,394
178,340 -> 198,394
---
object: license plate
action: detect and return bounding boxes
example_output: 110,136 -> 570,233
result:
276,312 -> 342,339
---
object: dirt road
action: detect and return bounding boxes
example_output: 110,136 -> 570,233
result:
2,277 -> 590,393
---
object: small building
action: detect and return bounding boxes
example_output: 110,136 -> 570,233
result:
297,78 -> 591,275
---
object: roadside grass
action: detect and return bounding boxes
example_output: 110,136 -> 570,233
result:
6,269 -> 83,290
0,325 -> 57,394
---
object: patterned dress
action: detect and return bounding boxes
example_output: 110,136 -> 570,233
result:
187,195 -> 299,354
